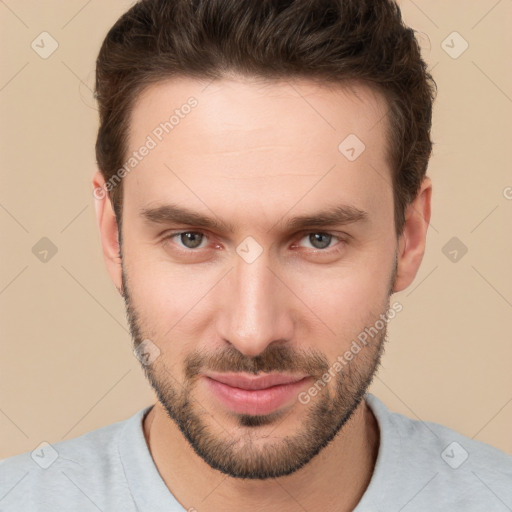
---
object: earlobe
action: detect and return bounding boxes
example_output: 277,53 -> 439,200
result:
92,170 -> 123,294
393,177 -> 432,293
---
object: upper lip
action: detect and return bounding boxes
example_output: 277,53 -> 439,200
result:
204,372 -> 309,390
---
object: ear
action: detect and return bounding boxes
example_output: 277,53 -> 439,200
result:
92,171 -> 123,295
393,176 -> 432,293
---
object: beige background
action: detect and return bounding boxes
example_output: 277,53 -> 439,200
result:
0,0 -> 511,461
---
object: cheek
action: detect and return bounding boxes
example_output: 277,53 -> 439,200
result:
290,254 -> 393,341
124,253 -> 220,338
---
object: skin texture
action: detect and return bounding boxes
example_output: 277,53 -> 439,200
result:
93,75 -> 431,512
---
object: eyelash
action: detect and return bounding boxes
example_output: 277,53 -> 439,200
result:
161,230 -> 348,254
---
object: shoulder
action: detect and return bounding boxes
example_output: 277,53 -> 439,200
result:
383,397 -> 512,475
0,407 -> 150,512
363,393 -> 512,511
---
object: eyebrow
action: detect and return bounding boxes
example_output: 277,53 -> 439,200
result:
140,203 -> 368,233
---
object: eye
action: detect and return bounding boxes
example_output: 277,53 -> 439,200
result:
165,231 -> 208,250
161,230 -> 347,255
296,232 -> 345,251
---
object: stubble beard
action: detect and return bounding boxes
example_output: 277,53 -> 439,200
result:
121,260 -> 395,479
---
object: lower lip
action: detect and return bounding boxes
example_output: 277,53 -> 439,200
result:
203,376 -> 310,416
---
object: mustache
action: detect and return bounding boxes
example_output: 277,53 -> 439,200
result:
184,343 -> 330,380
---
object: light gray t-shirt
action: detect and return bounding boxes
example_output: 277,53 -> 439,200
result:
1,393 -> 511,511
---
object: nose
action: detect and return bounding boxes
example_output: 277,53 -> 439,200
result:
216,247 -> 294,357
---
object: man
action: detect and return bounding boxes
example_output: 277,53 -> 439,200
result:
1,0 -> 511,510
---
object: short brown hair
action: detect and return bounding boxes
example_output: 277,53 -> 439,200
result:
95,0 -> 436,237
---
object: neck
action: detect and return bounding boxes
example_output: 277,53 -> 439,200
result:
143,397 -> 379,512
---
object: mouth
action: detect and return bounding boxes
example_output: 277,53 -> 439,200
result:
202,372 -> 311,416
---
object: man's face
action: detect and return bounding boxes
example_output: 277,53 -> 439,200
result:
119,77 -> 398,479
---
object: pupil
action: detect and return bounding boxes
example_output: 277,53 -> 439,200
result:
182,232 -> 202,249
310,233 -> 331,249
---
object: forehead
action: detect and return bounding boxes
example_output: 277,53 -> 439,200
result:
123,75 -> 392,229
128,75 -> 389,154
